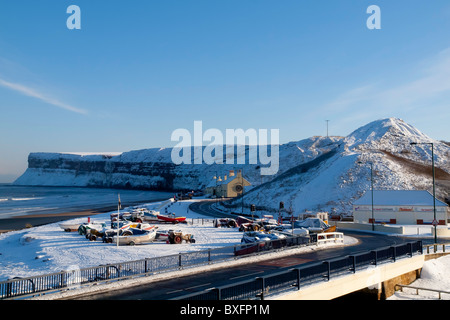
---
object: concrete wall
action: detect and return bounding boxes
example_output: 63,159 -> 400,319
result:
334,221 -> 450,237
333,221 -> 406,234
353,206 -> 449,226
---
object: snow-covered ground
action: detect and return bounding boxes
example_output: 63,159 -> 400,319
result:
388,254 -> 450,300
0,197 -> 448,300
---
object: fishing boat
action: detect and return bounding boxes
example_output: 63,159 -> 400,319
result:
156,213 -> 186,224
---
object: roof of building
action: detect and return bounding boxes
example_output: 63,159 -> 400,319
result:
353,190 -> 448,207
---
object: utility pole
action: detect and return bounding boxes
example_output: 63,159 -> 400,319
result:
410,142 -> 437,243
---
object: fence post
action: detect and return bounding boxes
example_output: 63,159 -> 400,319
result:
215,287 -> 221,300
208,249 -> 211,264
60,272 -> 65,289
257,277 -> 265,300
324,261 -> 331,281
178,253 -> 182,269
296,268 -> 301,290
392,246 -> 396,262
350,256 -> 356,273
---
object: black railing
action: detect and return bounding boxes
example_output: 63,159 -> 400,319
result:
0,233 -> 312,299
173,240 -> 423,300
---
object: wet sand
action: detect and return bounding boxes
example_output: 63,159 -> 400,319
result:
0,207 -> 115,233
0,198 -> 170,233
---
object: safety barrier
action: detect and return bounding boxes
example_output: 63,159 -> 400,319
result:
423,243 -> 449,254
173,240 -> 423,300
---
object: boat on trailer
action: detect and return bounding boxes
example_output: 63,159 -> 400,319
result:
108,227 -> 158,246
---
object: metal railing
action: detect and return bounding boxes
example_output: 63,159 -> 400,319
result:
173,240 -> 423,300
423,243 -> 449,254
395,284 -> 450,300
0,233 -> 313,300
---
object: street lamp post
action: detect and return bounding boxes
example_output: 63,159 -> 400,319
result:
410,142 -> 437,243
358,161 -> 375,231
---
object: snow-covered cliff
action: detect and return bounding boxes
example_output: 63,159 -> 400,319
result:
14,136 -> 343,191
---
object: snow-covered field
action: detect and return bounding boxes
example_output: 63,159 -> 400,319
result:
0,197 -> 448,300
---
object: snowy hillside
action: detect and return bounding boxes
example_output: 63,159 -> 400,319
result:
223,118 -> 450,215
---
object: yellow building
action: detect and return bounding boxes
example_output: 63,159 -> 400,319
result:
204,170 -> 251,198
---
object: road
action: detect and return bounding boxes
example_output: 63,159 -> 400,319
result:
188,198 -> 238,218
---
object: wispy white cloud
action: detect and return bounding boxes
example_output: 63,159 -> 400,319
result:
322,47 -> 450,118
0,77 -> 87,115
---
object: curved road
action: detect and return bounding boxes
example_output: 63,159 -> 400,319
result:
70,201 -> 430,300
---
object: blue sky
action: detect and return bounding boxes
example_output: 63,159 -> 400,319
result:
1,1 -> 450,181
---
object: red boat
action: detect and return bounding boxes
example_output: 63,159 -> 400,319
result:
157,213 -> 186,224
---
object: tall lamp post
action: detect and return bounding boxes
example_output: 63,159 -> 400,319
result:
410,142 -> 437,243
358,161 -> 375,231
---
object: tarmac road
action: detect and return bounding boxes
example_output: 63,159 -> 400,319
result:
188,198 -> 237,218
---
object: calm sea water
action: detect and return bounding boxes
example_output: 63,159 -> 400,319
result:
0,184 -> 173,219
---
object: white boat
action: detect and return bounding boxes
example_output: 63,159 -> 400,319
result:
59,222 -> 82,232
276,228 -> 309,236
130,208 -> 161,223
110,227 -> 157,246
241,231 -> 286,244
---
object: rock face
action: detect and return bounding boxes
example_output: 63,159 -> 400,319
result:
15,136 -> 343,191
14,118 -> 450,213
20,152 -> 179,190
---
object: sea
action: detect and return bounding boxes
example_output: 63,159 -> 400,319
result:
0,184 -> 173,219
